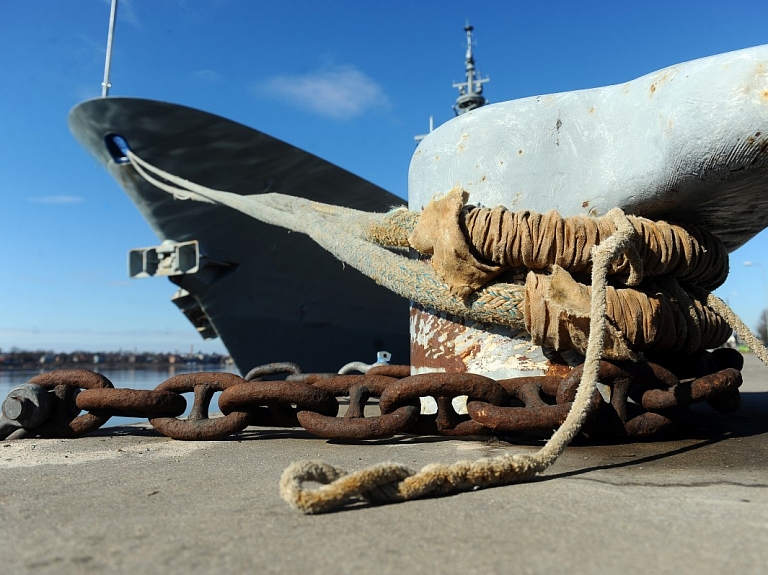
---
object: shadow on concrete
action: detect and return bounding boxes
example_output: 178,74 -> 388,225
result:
540,437 -> 725,481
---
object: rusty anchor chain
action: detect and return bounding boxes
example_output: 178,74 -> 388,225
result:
0,350 -> 744,442
466,374 -> 587,433
27,369 -> 114,438
148,372 -> 252,440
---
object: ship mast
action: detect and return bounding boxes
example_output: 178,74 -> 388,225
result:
452,23 -> 489,115
416,24 -> 490,142
101,0 -> 119,97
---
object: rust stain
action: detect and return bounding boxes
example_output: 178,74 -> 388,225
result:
410,307 -> 467,372
458,341 -> 483,364
588,106 -> 595,114
582,201 -> 589,208
410,305 -> 548,377
653,71 -> 671,90
649,83 -> 657,96
545,361 -> 572,379
543,349 -> 581,378
745,132 -> 768,155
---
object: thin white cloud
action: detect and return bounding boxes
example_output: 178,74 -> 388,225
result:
27,196 -> 84,205
192,69 -> 222,82
258,63 -> 390,120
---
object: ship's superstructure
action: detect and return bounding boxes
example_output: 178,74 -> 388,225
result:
416,23 -> 490,142
452,24 -> 490,115
72,18 -> 492,373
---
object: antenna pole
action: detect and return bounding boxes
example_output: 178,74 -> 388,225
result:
452,23 -> 489,115
101,0 -> 119,97
415,24 -> 490,142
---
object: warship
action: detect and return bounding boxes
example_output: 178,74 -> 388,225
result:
68,4 -> 488,374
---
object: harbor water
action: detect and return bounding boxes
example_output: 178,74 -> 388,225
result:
0,365 -> 240,429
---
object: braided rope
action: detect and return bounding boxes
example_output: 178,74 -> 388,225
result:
127,150 -> 528,327
707,294 -> 768,366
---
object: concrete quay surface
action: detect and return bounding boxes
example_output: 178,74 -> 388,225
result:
1,355 -> 766,575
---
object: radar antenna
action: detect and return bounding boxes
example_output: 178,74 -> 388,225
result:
452,23 -> 489,115
415,23 -> 491,142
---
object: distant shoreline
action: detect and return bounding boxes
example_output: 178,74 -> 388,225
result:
0,361 -> 234,371
0,349 -> 233,372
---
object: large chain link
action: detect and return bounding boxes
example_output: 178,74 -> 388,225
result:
0,349 -> 744,442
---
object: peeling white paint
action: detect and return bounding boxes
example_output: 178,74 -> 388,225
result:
410,45 -> 768,251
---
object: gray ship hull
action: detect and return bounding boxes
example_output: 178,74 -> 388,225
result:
68,97 -> 410,374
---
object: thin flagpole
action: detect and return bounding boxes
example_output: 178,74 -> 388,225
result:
101,0 -> 119,97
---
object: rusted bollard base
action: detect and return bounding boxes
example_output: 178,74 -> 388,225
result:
409,304 -> 582,414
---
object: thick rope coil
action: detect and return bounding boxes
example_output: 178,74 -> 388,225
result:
410,188 -> 728,297
525,268 -> 732,359
462,197 -> 729,290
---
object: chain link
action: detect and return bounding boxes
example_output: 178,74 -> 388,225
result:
0,350 -> 744,442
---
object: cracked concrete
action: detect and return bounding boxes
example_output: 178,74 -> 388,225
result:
0,354 -> 766,574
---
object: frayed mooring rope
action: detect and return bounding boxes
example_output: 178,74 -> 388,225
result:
127,151 -> 733,358
707,294 -> 768,366
126,150 -> 768,513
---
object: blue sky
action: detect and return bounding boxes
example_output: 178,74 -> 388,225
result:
1,0 -> 767,354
